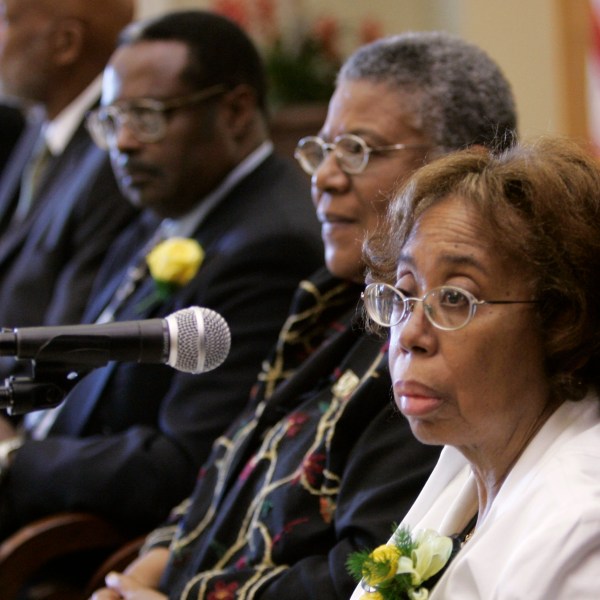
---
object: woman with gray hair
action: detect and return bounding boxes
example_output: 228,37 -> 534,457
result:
336,30 -> 516,153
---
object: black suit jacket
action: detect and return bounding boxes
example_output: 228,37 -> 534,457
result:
0,104 -> 25,177
3,153 -> 324,536
0,113 -> 137,331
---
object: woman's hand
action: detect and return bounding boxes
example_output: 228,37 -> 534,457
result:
90,572 -> 168,599
89,547 -> 170,600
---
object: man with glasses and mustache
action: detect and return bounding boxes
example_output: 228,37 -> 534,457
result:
0,10 -> 323,544
91,31 -> 518,600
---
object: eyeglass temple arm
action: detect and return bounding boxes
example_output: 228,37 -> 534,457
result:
484,300 -> 539,305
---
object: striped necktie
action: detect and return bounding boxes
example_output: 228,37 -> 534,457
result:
95,227 -> 167,324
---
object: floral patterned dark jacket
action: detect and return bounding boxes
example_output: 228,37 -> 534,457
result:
145,268 -> 441,599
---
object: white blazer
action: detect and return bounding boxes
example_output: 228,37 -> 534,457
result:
350,395 -> 600,599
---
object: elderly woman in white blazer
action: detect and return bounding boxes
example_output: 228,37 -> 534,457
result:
353,137 -> 600,600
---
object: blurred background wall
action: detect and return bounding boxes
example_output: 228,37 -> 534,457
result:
135,0 -> 592,145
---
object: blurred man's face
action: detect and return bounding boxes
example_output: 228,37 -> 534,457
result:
0,0 -> 54,102
102,40 -> 236,218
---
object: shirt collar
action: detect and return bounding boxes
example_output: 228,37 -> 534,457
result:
43,76 -> 103,155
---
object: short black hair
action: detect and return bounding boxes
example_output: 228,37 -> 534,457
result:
119,10 -> 267,113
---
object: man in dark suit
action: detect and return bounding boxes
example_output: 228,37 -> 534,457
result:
0,11 -> 323,540
0,0 -> 137,332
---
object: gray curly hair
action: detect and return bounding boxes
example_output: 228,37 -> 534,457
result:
339,31 -> 517,152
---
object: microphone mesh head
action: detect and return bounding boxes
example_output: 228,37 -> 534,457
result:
167,307 -> 231,374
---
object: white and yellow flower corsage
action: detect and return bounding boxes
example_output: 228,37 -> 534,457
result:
347,527 -> 453,600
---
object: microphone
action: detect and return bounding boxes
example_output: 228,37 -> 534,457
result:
0,307 -> 231,374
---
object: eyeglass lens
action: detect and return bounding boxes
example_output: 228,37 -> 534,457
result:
364,283 -> 475,330
295,135 -> 368,175
89,105 -> 166,149
88,86 -> 227,149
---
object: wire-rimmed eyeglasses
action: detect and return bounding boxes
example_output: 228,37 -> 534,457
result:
294,133 -> 430,175
362,282 -> 538,331
86,84 -> 226,150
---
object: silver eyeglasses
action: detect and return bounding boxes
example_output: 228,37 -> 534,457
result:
86,85 -> 225,150
362,282 -> 538,331
294,133 -> 430,175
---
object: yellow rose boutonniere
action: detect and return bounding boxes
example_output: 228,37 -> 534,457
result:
146,237 -> 204,299
347,527 -> 454,600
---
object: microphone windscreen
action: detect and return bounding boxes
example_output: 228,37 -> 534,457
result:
166,307 -> 231,374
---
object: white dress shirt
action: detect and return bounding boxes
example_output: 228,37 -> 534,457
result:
44,75 -> 103,155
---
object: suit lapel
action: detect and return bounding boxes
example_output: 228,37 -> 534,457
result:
0,118 -> 43,234
83,211 -> 161,323
34,129 -> 107,249
49,364 -> 117,435
118,274 -> 163,320
0,120 -> 94,263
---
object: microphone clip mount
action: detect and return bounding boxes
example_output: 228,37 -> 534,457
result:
0,361 -> 94,416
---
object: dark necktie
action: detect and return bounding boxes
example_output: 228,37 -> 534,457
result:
13,138 -> 51,222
